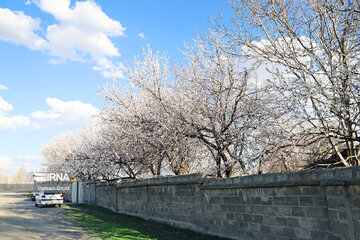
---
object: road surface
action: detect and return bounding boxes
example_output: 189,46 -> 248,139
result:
0,191 -> 99,240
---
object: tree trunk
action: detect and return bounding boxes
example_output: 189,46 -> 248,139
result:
216,154 -> 223,178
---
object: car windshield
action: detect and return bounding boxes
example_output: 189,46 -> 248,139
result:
44,191 -> 61,195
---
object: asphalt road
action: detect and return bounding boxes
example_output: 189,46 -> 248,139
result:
0,191 -> 99,240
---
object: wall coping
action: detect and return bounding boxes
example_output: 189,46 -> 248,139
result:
95,179 -> 119,187
83,166 -> 360,189
115,173 -> 206,189
201,166 -> 360,190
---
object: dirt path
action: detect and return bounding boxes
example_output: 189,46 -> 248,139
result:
0,191 -> 99,240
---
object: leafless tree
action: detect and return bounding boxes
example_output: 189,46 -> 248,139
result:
209,0 -> 360,167
14,164 -> 26,184
116,43 -> 278,177
174,41 -> 277,177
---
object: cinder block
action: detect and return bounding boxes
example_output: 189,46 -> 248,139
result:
299,196 -> 314,206
292,207 -> 306,217
274,196 -> 286,205
263,215 -> 275,225
301,219 -> 330,231
275,216 -> 288,226
226,213 -> 235,221
305,207 -> 328,219
285,196 -> 299,206
287,217 -> 300,227
302,186 -> 320,196
260,224 -> 271,234
261,196 -> 274,205
283,227 -> 296,238
295,227 -> 311,239
330,221 -> 352,239
277,206 -> 292,216
284,187 -> 302,196
253,214 -> 264,224
311,230 -> 328,240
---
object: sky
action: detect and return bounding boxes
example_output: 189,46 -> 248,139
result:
0,0 -> 233,175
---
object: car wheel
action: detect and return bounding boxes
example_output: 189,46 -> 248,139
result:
38,204 -> 43,208
35,203 -> 38,207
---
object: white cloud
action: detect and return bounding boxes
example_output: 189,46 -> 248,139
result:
92,58 -> 127,79
31,97 -> 98,128
0,84 -> 9,90
138,32 -> 146,39
36,0 -> 126,79
0,8 -> 45,49
0,96 -> 13,112
31,111 -> 61,120
14,155 -> 42,161
0,96 -> 97,130
0,155 -> 43,175
0,115 -> 31,131
0,0 -> 127,78
0,156 -> 12,169
0,96 -> 31,131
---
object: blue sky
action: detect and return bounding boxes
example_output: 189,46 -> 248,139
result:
0,0 -> 232,175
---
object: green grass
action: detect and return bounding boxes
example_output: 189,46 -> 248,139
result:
17,192 -> 31,197
66,204 -> 229,240
15,191 -> 31,194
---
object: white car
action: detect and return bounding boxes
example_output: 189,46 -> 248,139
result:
35,191 -> 63,207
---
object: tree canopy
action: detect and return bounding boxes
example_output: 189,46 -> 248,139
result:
43,0 -> 360,180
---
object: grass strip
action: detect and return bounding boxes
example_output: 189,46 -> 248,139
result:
66,204 -> 229,240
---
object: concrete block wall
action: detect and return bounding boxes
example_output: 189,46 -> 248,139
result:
96,181 -> 117,212
116,174 -> 204,230
0,184 -> 34,192
82,167 -> 360,240
83,180 -> 96,205
201,184 -> 332,239
117,185 -> 148,216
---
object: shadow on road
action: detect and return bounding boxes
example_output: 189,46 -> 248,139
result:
0,192 -> 99,240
